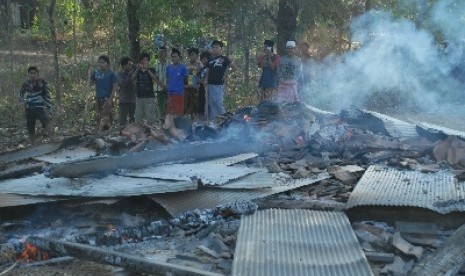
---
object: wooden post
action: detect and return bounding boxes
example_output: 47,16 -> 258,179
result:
27,236 -> 224,276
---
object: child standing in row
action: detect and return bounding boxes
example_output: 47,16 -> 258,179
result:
164,48 -> 188,139
185,48 -> 202,120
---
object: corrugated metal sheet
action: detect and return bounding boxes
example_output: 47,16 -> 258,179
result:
416,121 -> 465,140
0,193 -> 67,207
0,175 -> 196,197
362,109 -> 418,138
149,172 -> 330,217
123,163 -> 261,185
123,153 -> 261,185
232,209 -> 373,276
346,165 -> 465,214
218,171 -> 275,189
198,153 -> 259,166
33,147 -> 96,164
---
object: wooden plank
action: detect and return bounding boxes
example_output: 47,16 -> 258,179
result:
0,163 -> 44,180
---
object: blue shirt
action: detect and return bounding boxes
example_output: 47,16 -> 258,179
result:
166,63 -> 188,95
91,69 -> 116,98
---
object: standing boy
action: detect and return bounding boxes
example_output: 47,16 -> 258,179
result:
198,51 -> 211,120
185,47 -> 202,120
19,66 -> 53,145
164,48 -> 188,139
88,55 -> 118,131
132,52 -> 160,125
257,39 -> 280,101
117,57 -> 136,128
154,47 -> 168,122
206,40 -> 235,120
275,40 -> 302,103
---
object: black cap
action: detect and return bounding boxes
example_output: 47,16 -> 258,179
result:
171,48 -> 181,57
264,40 -> 274,47
211,40 -> 224,48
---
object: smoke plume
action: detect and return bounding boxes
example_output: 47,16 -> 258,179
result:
305,0 -> 465,114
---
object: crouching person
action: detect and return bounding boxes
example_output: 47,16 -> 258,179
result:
19,66 -> 53,145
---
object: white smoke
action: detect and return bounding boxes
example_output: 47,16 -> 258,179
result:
305,0 -> 465,113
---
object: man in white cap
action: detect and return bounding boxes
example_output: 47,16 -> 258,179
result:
274,40 -> 302,103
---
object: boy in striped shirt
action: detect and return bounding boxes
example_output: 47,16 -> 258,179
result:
19,66 -> 53,145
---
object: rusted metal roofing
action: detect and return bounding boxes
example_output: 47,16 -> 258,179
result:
416,121 -> 465,140
346,165 -> 465,214
0,175 -> 196,197
33,147 -> 96,164
149,172 -> 330,217
232,209 -> 373,276
362,109 -> 418,138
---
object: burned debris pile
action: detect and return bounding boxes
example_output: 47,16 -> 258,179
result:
1,102 -> 465,275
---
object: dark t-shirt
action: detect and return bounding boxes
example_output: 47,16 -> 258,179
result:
117,71 -> 136,104
207,55 -> 231,85
135,68 -> 156,98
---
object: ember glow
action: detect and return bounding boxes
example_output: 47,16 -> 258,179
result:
18,242 -> 49,262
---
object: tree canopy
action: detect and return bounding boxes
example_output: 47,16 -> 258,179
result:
0,0 -> 461,128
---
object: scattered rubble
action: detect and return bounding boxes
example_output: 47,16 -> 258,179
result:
1,102 -> 465,275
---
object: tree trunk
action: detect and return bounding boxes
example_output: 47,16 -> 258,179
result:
72,0 -> 77,64
276,0 -> 299,55
127,0 -> 140,61
20,0 -> 36,28
49,0 -> 61,108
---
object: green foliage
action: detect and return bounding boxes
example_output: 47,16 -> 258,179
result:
6,0 -> 452,134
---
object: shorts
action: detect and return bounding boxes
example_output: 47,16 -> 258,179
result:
166,94 -> 184,115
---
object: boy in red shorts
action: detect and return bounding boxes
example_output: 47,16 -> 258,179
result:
164,48 -> 188,139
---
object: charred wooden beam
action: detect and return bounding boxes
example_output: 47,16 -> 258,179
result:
410,223 -> 465,276
22,256 -> 74,267
0,163 -> 44,180
48,140 -> 271,178
27,236 -> 223,276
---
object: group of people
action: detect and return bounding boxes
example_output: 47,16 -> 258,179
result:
86,39 -> 235,138
257,39 -> 313,104
19,38 -> 312,145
